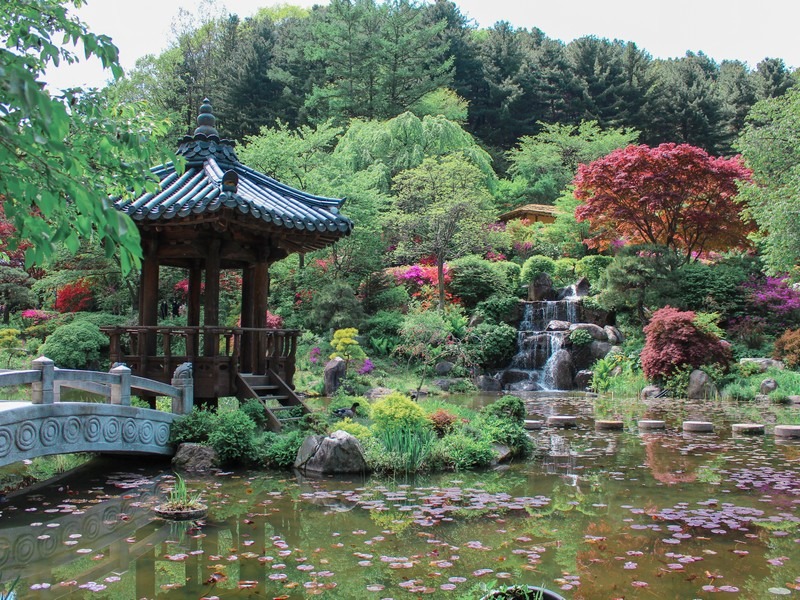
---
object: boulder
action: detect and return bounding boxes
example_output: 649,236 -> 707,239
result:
573,370 -> 593,390
760,378 -> 778,394
739,357 -> 784,372
548,349 -> 575,390
588,340 -> 613,361
529,272 -> 556,301
363,387 -> 393,401
475,375 -> 503,392
574,276 -> 591,297
545,320 -> 571,331
434,378 -> 456,391
604,326 -> 624,344
491,443 -> 513,464
435,361 -> 455,375
640,385 -> 662,399
570,323 -> 608,341
172,443 -> 219,473
686,369 -> 717,399
323,357 -> 347,396
294,430 -> 369,475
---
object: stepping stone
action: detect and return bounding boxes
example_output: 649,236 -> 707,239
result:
638,419 -> 666,430
595,420 -> 624,431
682,420 -> 714,433
774,425 -> 800,439
547,415 -> 577,428
524,420 -> 544,431
731,423 -> 765,435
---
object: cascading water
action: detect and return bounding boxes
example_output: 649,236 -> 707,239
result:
502,299 -> 582,391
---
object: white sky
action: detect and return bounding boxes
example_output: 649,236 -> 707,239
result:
47,0 -> 800,90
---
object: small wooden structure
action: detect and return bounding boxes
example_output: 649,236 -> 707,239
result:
498,203 -> 558,224
104,100 -> 353,429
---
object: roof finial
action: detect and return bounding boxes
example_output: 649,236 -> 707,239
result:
194,98 -> 219,137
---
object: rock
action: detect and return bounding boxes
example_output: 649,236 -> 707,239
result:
569,323 -> 608,341
573,369 -> 593,390
363,387 -> 393,400
604,326 -> 624,344
545,320 -> 571,331
640,385 -> 662,400
172,443 -> 219,473
588,340 -> 613,361
434,378 -> 455,391
529,272 -> 556,301
294,430 -> 369,475
434,361 -> 455,375
789,395 -> 800,405
686,369 -> 717,399
574,276 -> 591,297
474,375 -> 502,392
760,378 -> 778,394
548,349 -> 575,390
323,357 -> 347,396
491,443 -> 513,464
683,421 -> 714,433
739,357 -> 784,372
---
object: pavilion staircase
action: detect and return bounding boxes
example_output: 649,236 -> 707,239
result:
236,371 -> 311,432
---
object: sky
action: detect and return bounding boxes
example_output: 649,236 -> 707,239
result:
47,0 -> 800,90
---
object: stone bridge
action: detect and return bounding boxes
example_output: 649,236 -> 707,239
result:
0,357 -> 193,467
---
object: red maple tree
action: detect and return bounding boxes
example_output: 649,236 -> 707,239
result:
574,143 -> 753,260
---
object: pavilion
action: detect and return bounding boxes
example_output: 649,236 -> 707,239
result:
103,99 -> 353,429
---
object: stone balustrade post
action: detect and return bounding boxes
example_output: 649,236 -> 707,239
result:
31,356 -> 54,404
110,364 -> 131,406
171,362 -> 194,415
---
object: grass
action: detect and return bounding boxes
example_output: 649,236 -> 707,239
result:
162,474 -> 204,511
374,426 -> 436,474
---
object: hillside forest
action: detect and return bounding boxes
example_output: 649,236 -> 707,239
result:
3,0 -> 800,400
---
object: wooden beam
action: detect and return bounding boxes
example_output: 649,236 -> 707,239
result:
203,239 -> 221,356
188,261 -> 202,328
140,237 -> 160,359
241,265 -> 255,372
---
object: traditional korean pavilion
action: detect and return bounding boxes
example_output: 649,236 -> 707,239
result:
104,99 -> 353,429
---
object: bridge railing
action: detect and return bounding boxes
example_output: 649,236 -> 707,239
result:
0,356 -> 193,415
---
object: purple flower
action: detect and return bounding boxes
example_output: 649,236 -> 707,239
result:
358,358 -> 375,375
309,347 -> 321,364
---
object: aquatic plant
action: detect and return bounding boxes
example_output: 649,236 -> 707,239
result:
163,474 -> 204,511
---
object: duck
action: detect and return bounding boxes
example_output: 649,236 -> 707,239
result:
332,402 -> 360,419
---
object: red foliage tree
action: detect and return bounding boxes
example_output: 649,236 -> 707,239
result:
641,306 -> 731,382
574,143 -> 753,260
55,279 -> 94,313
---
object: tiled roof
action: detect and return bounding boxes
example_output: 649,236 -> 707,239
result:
498,203 -> 559,222
113,99 -> 353,243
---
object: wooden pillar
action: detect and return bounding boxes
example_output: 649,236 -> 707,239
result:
254,253 -> 269,374
203,239 -> 221,356
140,237 -> 159,357
188,261 -> 202,327
240,265 -> 255,373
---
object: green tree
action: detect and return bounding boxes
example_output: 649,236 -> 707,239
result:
736,87 -> 800,277
1,0 -> 173,270
389,154 -> 498,310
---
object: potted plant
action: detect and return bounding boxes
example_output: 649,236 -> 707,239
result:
154,474 -> 207,520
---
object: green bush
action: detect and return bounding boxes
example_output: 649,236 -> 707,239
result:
39,320 -> 109,369
575,255 -> 613,288
375,426 -> 436,473
208,410 -> 257,464
448,255 -> 509,309
569,328 -> 594,346
307,281 -> 364,333
465,322 -> 517,368
364,310 -> 403,355
252,430 -> 305,468
371,392 -> 430,433
519,255 -> 556,285
721,382 -> 755,401
169,407 -> 218,445
472,414 -> 532,457
552,257 -> 577,288
481,395 -> 526,423
331,418 -> 373,440
240,399 -> 267,429
492,261 -> 522,289
430,432 -> 495,471
475,294 -> 520,324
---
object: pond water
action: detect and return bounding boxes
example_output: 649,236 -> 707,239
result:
1,395 -> 799,599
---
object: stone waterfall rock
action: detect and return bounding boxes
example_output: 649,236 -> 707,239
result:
573,369 -> 593,390
548,349 -> 575,390
570,323 -> 608,341
294,430 -> 369,475
529,272 -> 557,301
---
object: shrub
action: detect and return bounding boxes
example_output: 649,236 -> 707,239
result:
371,392 -> 430,433
332,418 -> 373,440
519,255 -> 556,285
774,328 -> 800,368
492,261 -> 522,289
308,281 -> 364,332
240,399 -> 267,429
464,322 -> 517,368
364,310 -> 403,355
448,255 -> 509,309
428,409 -> 458,436
252,430 -> 305,468
430,432 -> 495,471
481,395 -> 526,423
640,306 -> 732,383
329,328 -> 367,375
54,279 -> 94,313
721,382 -> 755,402
569,328 -> 594,346
575,255 -> 613,288
0,328 -> 21,350
39,321 -> 108,369
208,410 -> 257,464
472,414 -> 532,457
169,408 -> 218,445
552,257 -> 577,288
475,294 -> 520,324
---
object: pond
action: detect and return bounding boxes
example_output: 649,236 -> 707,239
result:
1,395 -> 799,599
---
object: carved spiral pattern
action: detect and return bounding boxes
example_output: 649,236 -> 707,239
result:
85,416 -> 102,442
104,418 -> 121,442
0,428 -> 13,457
155,423 -> 170,446
63,416 -> 81,444
0,542 -> 9,569
16,422 -> 38,451
139,421 -> 154,444
37,534 -> 58,556
83,514 -> 101,540
12,535 -> 36,564
40,418 -> 60,446
122,418 -> 138,443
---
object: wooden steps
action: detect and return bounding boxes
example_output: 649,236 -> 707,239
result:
236,371 -> 310,432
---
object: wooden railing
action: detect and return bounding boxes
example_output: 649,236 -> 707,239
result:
101,326 -> 298,395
